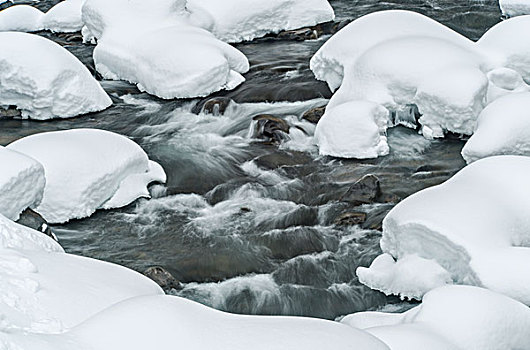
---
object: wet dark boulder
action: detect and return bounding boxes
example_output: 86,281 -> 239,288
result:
192,96 -> 233,116
144,266 -> 182,291
341,174 -> 382,206
277,27 -> 319,41
302,105 -> 326,124
333,212 -> 367,226
16,208 -> 57,241
252,114 -> 290,143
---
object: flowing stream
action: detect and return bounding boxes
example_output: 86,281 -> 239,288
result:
0,0 -> 500,319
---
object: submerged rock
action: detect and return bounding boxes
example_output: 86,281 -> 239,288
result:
334,212 -> 367,226
302,105 -> 326,124
0,106 -> 21,119
252,114 -> 290,143
144,266 -> 182,291
341,175 -> 382,206
277,27 -> 319,41
192,97 -> 234,116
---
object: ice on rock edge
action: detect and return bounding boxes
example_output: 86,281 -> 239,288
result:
356,155 -> 530,304
0,147 -> 45,221
0,32 -> 111,120
310,10 -> 473,92
462,92 -> 530,163
7,296 -> 389,350
500,0 -> 530,17
8,129 -> 167,224
342,286 -> 530,350
81,0 -> 249,99
187,0 -> 335,43
314,101 -> 390,159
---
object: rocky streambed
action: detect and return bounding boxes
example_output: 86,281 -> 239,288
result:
1,0 -> 500,319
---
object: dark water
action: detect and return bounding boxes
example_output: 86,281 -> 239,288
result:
0,0 -> 499,319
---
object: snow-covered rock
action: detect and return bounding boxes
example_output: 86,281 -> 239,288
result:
187,0 -> 335,43
310,10 -> 473,92
0,212 -> 60,252
356,155 -> 530,304
0,5 -> 44,32
42,0 -> 84,33
477,15 -> 530,82
500,0 -> 530,17
314,101 -> 390,159
342,286 -> 530,350
0,147 -> 45,221
7,129 -> 166,224
462,93 -> 530,163
7,295 -> 389,350
0,32 -> 111,119
485,67 -> 529,103
81,0 -> 249,99
327,36 -> 488,138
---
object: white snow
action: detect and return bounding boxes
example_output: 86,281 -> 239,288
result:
326,36 -> 488,139
486,67 -> 529,103
0,32 -> 111,120
356,155 -> 530,304
81,0 -> 250,99
0,147 -> 45,221
462,92 -> 530,163
187,0 -> 335,43
7,129 -> 167,224
477,15 -> 530,82
314,101 -> 390,159
342,286 -> 530,350
0,5 -> 44,32
6,295 -> 389,350
310,10 -> 473,92
42,0 -> 84,33
499,0 -> 530,17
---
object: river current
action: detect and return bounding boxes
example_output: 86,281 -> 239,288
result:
0,0 -> 500,319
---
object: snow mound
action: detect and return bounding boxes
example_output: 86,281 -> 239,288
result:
314,101 -> 390,159
8,129 -> 166,224
462,92 -> 530,163
0,5 -> 44,32
486,67 -> 529,102
477,15 -> 530,82
42,0 -> 84,33
342,286 -> 530,350
327,36 -> 488,139
500,0 -> 530,17
0,248 -> 162,334
187,0 -> 335,43
0,32 -> 111,120
310,10 -> 473,92
356,155 -> 530,304
81,0 -> 249,99
9,295 -> 389,350
0,147 -> 45,221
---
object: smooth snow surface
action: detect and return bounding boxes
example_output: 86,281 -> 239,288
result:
314,101 -> 390,158
357,156 -> 530,304
7,295 -> 389,350
462,92 -> 530,163
310,10 -> 473,92
81,0 -> 249,99
42,0 -> 84,33
500,0 -> 530,17
8,129 -> 166,224
477,15 -> 530,81
0,5 -> 44,31
187,0 -> 335,43
0,147 -> 44,221
343,286 -> 530,350
0,32 -> 111,119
